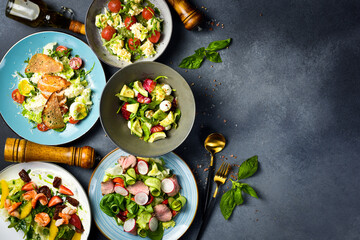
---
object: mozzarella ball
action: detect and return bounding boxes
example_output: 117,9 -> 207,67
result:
161,84 -> 172,96
145,110 -> 154,119
159,100 -> 172,112
127,121 -> 132,129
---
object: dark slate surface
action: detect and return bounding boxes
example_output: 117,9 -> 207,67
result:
1,0 -> 360,239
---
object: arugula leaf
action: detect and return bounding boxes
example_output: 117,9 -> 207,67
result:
220,189 -> 236,220
206,38 -> 232,51
238,155 -> 258,180
178,54 -> 204,69
205,51 -> 222,63
240,183 -> 258,199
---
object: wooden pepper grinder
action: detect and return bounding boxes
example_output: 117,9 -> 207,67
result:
4,138 -> 95,168
167,0 -> 203,30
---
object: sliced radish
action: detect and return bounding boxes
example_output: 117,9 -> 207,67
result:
114,184 -> 129,196
124,218 -> 136,234
134,192 -> 148,206
161,178 -> 175,194
149,216 -> 159,232
137,160 -> 149,175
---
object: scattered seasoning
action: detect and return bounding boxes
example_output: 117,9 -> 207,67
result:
198,75 -> 201,79
216,23 -> 220,27
210,65 -> 213,68
221,24 -> 224,29
210,21 -> 214,26
260,13 -> 263,16
213,79 -> 216,82
212,89 -> 215,91
205,87 -> 208,90
191,83 -> 195,86
215,84 -> 217,87
219,82 -> 221,85
209,27 -> 213,31
224,119 -> 227,123
230,154 -> 234,157
185,70 -> 188,72
221,155 -> 225,158
256,219 -> 259,222
204,168 -> 209,172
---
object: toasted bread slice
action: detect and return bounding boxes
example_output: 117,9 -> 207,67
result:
25,53 -> 64,74
42,92 -> 66,129
38,74 -> 71,99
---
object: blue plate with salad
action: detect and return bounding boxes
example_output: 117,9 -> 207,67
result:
88,148 -> 198,240
0,31 -> 106,145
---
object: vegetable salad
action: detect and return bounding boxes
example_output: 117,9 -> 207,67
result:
100,155 -> 186,239
0,169 -> 85,240
95,0 -> 163,63
116,76 -> 181,143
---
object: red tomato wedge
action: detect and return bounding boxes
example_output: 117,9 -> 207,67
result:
69,57 -> 82,70
128,38 -> 141,50
124,16 -> 137,30
142,7 -> 155,20
69,117 -> 79,124
56,46 -> 68,53
108,0 -> 122,13
12,89 -> 25,104
149,30 -> 161,44
101,26 -> 117,41
37,123 -> 49,132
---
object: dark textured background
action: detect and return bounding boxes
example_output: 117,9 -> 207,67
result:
1,0 -> 360,239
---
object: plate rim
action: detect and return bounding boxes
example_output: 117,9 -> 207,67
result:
0,30 -> 106,145
0,161 -> 92,240
85,0 -> 173,68
88,148 -> 199,240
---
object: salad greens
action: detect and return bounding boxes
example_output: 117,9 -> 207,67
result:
100,156 -> 187,239
116,76 -> 181,143
220,155 -> 260,220
179,38 -> 232,69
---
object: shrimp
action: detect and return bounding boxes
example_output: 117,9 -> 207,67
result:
23,190 -> 37,201
7,202 -> 22,214
34,212 -> 50,227
62,206 -> 76,215
55,218 -> 65,227
58,212 -> 71,224
10,210 -> 20,218
34,193 -> 48,206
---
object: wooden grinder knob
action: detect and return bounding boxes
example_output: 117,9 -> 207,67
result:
4,138 -> 95,168
167,0 -> 203,30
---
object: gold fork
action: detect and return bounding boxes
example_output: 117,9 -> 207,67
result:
212,161 -> 231,198
196,162 -> 231,240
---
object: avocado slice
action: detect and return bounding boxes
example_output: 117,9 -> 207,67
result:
133,81 -> 148,97
148,132 -> 166,143
152,85 -> 166,102
131,119 -> 143,137
119,85 -> 135,98
126,103 -> 139,114
152,109 -> 167,120
160,111 -> 175,127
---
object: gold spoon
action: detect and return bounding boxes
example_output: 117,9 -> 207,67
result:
203,133 -> 226,214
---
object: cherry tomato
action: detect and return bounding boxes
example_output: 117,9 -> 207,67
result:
37,123 -> 49,132
148,30 -> 161,44
124,16 -> 137,30
69,57 -> 83,70
128,38 -> 141,50
142,7 -> 155,20
171,210 -> 178,217
108,0 -> 122,13
56,46 -> 68,52
101,25 -> 117,41
12,89 -> 25,104
69,117 -> 79,124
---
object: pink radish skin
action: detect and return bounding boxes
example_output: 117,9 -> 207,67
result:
161,178 -> 175,194
134,192 -> 149,206
124,218 -> 137,235
137,160 -> 149,175
114,185 -> 129,196
149,216 -> 159,232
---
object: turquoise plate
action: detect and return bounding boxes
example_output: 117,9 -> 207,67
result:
0,31 -> 106,145
88,148 -> 198,240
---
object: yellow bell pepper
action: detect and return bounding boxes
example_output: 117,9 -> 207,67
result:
49,220 -> 59,240
20,201 -> 32,219
72,232 -> 82,240
0,179 -> 9,208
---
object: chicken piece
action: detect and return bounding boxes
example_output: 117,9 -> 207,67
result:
25,53 -> 63,74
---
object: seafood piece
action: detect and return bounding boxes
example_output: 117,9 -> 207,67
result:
34,212 -> 50,227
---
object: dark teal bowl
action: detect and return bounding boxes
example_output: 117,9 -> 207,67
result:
100,62 -> 196,157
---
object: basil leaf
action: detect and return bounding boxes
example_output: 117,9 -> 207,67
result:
205,38 -> 232,51
241,183 -> 258,199
178,54 -> 204,69
238,155 -> 258,180
234,187 -> 243,205
220,189 -> 236,220
195,47 -> 206,56
205,51 -> 222,63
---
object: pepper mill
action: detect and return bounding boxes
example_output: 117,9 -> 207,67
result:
4,138 -> 95,168
167,0 -> 203,30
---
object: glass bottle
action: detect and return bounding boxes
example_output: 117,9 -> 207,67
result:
5,0 -> 85,34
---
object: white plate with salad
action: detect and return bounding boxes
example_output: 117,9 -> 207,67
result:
0,31 -> 106,145
0,162 -> 91,240
88,148 -> 198,240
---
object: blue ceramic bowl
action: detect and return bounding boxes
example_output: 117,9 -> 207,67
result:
0,31 -> 106,145
88,148 -> 199,240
